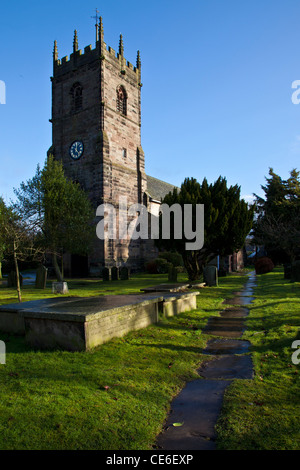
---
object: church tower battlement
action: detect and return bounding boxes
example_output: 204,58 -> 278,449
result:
53,31 -> 142,86
50,16 -> 147,273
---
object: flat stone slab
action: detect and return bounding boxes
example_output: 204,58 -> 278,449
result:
0,297 -> 80,313
203,338 -> 251,355
219,307 -> 249,318
203,317 -> 246,338
223,296 -> 253,306
141,283 -> 190,293
0,294 -> 164,322
156,379 -> 231,450
198,355 -> 254,380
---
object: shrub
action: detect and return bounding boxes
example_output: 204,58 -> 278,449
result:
155,258 -> 172,274
158,252 -> 184,267
255,257 -> 274,274
145,257 -> 178,274
145,260 -> 158,274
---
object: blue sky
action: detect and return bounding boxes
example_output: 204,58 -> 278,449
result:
1,0 -> 300,204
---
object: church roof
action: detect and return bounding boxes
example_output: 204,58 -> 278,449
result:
146,175 -> 178,202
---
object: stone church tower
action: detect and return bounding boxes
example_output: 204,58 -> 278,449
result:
50,18 -> 150,275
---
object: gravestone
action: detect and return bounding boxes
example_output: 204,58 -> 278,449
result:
168,266 -> 178,283
291,261 -> 300,282
120,266 -> 129,280
203,266 -> 218,287
111,267 -> 119,281
35,265 -> 47,289
102,267 -> 110,281
7,271 -> 23,288
284,264 -> 291,279
52,282 -> 69,294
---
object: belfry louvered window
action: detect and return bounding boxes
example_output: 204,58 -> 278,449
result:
116,85 -> 127,116
70,82 -> 83,112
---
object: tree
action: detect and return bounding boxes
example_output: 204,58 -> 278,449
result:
0,199 -> 44,302
13,155 -> 95,282
157,177 -> 254,281
253,168 -> 300,263
0,197 -> 7,279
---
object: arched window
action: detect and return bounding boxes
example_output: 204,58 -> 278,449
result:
70,82 -> 83,112
116,85 -> 127,116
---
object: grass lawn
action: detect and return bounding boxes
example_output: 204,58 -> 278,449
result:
216,268 -> 300,450
0,268 -> 298,450
0,272 -> 191,305
0,270 -> 247,450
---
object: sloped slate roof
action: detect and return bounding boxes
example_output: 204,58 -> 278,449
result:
146,175 -> 178,202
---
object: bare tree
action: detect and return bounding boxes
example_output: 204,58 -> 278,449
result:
0,202 -> 44,302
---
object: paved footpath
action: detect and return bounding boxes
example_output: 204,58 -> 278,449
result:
156,272 -> 256,450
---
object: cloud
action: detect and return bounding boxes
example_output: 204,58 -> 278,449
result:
242,194 -> 255,204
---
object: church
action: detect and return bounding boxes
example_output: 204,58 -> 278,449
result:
49,17 -> 176,277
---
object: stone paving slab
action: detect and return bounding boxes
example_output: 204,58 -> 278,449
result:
198,355 -> 254,380
202,338 -> 251,355
223,296 -> 252,306
203,317 -> 246,338
219,307 -> 249,318
156,379 -> 232,450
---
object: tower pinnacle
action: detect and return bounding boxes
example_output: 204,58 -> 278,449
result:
91,8 -> 100,44
119,34 -> 124,56
136,50 -> 141,69
73,30 -> 78,52
99,16 -> 104,37
53,40 -> 58,62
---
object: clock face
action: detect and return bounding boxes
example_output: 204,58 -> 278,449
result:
69,141 -> 84,160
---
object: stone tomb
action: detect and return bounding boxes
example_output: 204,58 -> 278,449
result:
0,291 -> 199,351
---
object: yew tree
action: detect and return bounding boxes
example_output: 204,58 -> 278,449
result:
157,177 -> 254,281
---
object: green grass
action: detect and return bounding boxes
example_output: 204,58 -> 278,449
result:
0,272 -> 190,305
2,269 -> 298,450
216,268 -> 300,450
0,271 -> 247,450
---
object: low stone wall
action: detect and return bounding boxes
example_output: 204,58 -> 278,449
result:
85,300 -> 160,349
22,297 -> 160,351
0,297 -> 81,335
0,309 -> 25,335
0,291 -> 199,352
162,292 -> 198,318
